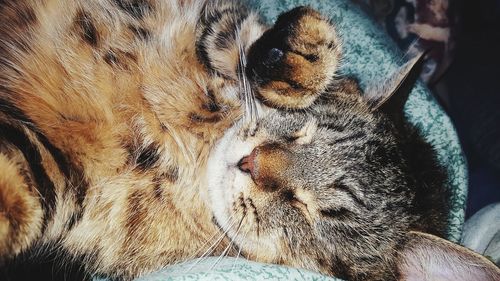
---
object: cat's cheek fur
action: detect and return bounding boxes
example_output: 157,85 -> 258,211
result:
206,123 -> 251,224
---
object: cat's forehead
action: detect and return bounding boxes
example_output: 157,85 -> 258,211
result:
247,105 -> 397,194
258,103 -> 378,143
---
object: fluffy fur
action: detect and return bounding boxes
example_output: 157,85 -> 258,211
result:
0,1 -> 498,280
0,1 -> 340,278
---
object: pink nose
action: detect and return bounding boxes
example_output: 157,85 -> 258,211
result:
237,150 -> 257,176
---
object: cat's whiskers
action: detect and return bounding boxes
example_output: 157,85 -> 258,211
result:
164,213 -> 235,274
180,214 -> 235,263
185,215 -> 239,272
236,30 -> 259,137
230,226 -> 251,273
209,213 -> 246,270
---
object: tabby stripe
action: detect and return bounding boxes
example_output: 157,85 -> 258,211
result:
135,142 -> 161,170
213,14 -> 247,49
113,0 -> 152,19
196,4 -> 248,77
330,131 -> 366,145
66,211 -> 83,231
196,7 -> 226,74
75,10 -> 99,47
128,24 -> 151,41
290,50 -> 319,63
0,97 -> 87,230
36,131 -> 87,231
318,123 -> 345,132
333,177 -> 366,208
0,95 -> 36,128
0,123 -> 57,229
202,89 -> 221,113
189,112 -> 222,123
320,207 -> 352,219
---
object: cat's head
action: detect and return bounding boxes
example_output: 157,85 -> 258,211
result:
206,90 -> 409,279
205,53 -> 500,280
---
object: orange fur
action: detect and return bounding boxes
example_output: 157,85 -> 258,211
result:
0,0 -> 249,277
0,1 -> 339,279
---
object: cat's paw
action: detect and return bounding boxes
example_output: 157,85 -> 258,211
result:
246,6 -> 340,109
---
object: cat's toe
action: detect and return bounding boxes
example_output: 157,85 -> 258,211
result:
246,6 -> 340,109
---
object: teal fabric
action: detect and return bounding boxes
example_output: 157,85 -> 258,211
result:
133,258 -> 339,281
98,0 -> 468,280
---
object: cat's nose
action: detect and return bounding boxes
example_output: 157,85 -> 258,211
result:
237,143 -> 291,192
237,150 -> 257,176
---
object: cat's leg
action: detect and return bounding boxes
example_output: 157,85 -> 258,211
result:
195,4 -> 339,109
0,147 -> 43,261
246,7 -> 341,109
195,1 -> 267,81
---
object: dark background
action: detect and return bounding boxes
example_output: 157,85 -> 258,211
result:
441,0 -> 500,218
1,0 -> 500,280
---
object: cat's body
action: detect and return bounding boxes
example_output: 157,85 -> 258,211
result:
0,1 -> 499,281
0,0 -> 258,277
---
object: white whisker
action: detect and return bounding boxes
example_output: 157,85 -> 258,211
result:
165,215 -> 235,272
231,227 -> 251,273
185,216 -> 238,272
235,29 -> 259,135
164,215 -> 237,275
209,214 -> 246,270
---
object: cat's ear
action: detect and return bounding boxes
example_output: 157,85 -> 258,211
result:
398,231 -> 500,281
366,51 -> 427,123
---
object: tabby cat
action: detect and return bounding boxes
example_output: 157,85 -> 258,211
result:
0,0 -> 498,280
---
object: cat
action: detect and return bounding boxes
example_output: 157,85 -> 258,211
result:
0,0 -> 498,281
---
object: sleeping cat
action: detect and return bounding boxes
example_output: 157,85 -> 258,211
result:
0,0 -> 498,280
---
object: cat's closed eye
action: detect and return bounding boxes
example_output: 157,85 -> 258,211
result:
284,135 -> 300,143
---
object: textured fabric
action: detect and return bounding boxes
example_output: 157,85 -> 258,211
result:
132,258 -> 339,281
461,202 -> 500,266
97,0 -> 468,280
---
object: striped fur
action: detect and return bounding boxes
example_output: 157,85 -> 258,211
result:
0,0 -> 344,278
2,1 -> 495,281
0,0 -> 267,278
